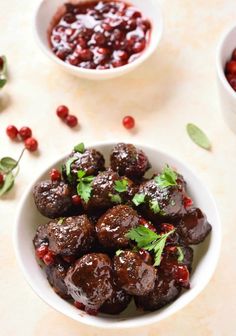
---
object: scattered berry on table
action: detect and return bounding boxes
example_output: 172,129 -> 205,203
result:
6,125 -> 18,139
122,116 -> 135,129
19,126 -> 32,140
24,137 -> 38,152
56,105 -> 69,119
66,115 -> 78,128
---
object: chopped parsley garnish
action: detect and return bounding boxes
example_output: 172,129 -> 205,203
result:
58,217 -> 65,225
114,179 -> 128,193
76,170 -> 94,203
65,157 -> 77,177
126,225 -> 175,266
149,200 -> 161,214
154,165 -> 178,189
109,193 -> 122,204
177,246 -> 184,262
116,249 -> 124,256
132,193 -> 145,206
74,142 -> 85,153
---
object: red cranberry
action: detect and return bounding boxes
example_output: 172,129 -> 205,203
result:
183,196 -> 193,208
6,125 -> 18,139
56,105 -> 69,119
36,245 -> 48,259
55,49 -> 69,60
112,59 -> 125,68
140,218 -> 157,232
74,301 -> 85,310
176,265 -> 190,288
67,54 -> 80,66
63,13 -> 76,24
102,23 -> 113,31
0,56 -> 3,70
225,60 -> 236,75
0,173 -> 4,185
66,115 -> 78,128
24,137 -> 38,152
76,37 -> 87,49
122,116 -> 135,129
78,49 -> 93,61
19,126 -> 32,140
133,40 -> 146,53
227,74 -> 236,91
161,223 -> 175,233
43,251 -> 55,265
72,194 -> 82,205
50,168 -> 61,182
85,307 -> 98,316
94,33 -> 106,46
97,47 -> 109,55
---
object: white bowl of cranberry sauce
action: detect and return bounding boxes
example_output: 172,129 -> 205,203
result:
14,142 -> 221,329
216,24 -> 236,133
34,0 -> 163,79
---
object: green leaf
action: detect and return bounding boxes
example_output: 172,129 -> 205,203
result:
77,169 -> 86,179
58,217 -> 65,225
186,123 -> 211,150
132,193 -> 145,206
82,175 -> 94,183
114,179 -> 128,193
154,165 -> 178,189
126,225 -> 175,267
0,172 -> 14,196
109,193 -> 122,204
116,249 -> 124,256
150,200 -> 161,214
126,226 -> 158,248
74,142 -> 85,153
177,246 -> 184,262
65,157 -> 77,176
0,56 -> 7,89
0,157 -> 17,173
77,181 -> 92,203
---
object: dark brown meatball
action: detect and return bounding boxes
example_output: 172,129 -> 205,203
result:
33,215 -> 95,256
65,253 -> 113,310
33,180 -> 72,219
110,143 -> 151,179
62,148 -> 105,186
100,284 -> 131,315
45,257 -> 71,299
96,205 -> 140,249
134,274 -> 181,311
177,208 -> 212,245
113,251 -> 156,296
138,178 -> 185,221
84,168 -> 119,210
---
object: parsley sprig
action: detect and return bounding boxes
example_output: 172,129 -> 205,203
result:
114,179 -> 128,193
154,165 -> 178,189
0,55 -> 7,89
76,170 -> 94,203
126,225 -> 175,266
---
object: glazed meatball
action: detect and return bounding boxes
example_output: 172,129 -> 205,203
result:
96,205 -> 140,249
62,148 -> 105,186
45,257 -> 70,299
138,178 -> 185,221
110,143 -> 151,179
134,274 -> 181,311
65,253 -> 113,310
177,208 -> 212,245
33,215 -> 95,256
100,284 -> 131,315
113,251 -> 156,296
33,180 -> 72,219
84,168 -> 126,211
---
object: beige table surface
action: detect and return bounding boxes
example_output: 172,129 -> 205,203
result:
1,0 -> 236,335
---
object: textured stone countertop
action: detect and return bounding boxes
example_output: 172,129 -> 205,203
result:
0,0 -> 235,335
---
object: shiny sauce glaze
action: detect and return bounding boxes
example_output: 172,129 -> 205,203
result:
49,1 -> 152,69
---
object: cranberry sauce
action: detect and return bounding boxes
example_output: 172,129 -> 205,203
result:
225,48 -> 236,91
49,1 -> 152,70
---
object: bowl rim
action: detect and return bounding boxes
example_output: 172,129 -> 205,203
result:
33,0 -> 163,78
216,22 -> 236,99
13,140 -> 221,329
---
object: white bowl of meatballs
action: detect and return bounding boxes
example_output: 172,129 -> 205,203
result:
14,142 -> 221,329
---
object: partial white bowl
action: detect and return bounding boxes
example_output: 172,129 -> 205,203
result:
34,0 -> 163,80
216,24 -> 236,133
14,142 -> 221,329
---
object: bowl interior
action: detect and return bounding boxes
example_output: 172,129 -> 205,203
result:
14,143 -> 221,328
34,0 -> 163,78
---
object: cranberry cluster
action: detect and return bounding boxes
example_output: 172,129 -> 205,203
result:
6,125 -> 38,152
225,48 -> 236,91
49,1 -> 151,70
